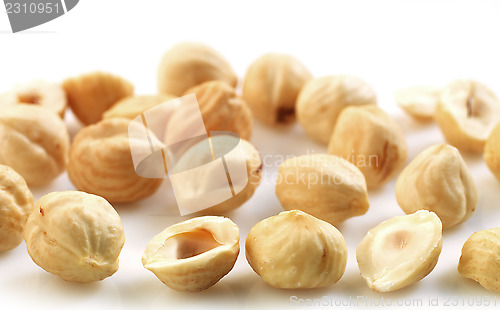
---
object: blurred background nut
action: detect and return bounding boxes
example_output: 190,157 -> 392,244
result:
179,80 -> 253,140
0,80 -> 67,117
394,85 -> 440,121
142,216 -> 239,292
435,79 -> 500,153
170,136 -> 262,215
276,154 -> 369,225
24,191 -> 125,283
484,123 -> 500,182
396,144 -> 478,229
68,118 -> 164,203
0,165 -> 34,252
0,104 -> 69,186
63,71 -> 134,125
327,105 -> 408,189
242,53 -> 312,126
157,42 -> 237,97
103,94 -> 174,120
297,76 -> 377,144
357,210 -> 442,292
458,228 -> 500,293
245,210 -> 347,289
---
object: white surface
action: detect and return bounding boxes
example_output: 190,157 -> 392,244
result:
1,1 -> 500,309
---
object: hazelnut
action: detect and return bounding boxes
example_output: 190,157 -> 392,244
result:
169,135 -> 262,214
0,104 -> 69,186
484,123 -> 500,182
157,42 -> 237,96
276,154 -> 369,225
142,216 -> 239,292
394,86 -> 440,121
297,76 -> 377,144
242,53 -> 312,125
435,79 -> 500,153
24,191 -> 125,283
357,210 -> 443,292
68,118 -> 163,203
169,80 -> 253,141
327,105 -> 408,189
0,80 -> 67,117
458,228 -> 500,293
245,210 -> 347,289
63,71 -> 134,125
0,165 -> 34,252
396,144 -> 478,229
103,94 -> 174,120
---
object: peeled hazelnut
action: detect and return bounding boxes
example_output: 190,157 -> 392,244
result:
394,86 -> 440,121
178,80 -> 253,140
396,144 -> 478,229
435,79 -> 500,153
327,105 -> 408,189
297,76 -> 377,144
0,104 -> 69,186
68,118 -> 163,203
242,53 -> 312,125
0,165 -> 34,252
276,154 -> 369,225
63,71 -> 134,125
170,135 -> 262,214
142,216 -> 239,292
246,210 -> 347,289
357,210 -> 443,292
0,80 -> 67,117
458,228 -> 500,293
103,94 -> 174,120
484,123 -> 500,182
157,42 -> 237,97
24,191 -> 125,283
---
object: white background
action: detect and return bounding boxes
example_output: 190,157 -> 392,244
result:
1,1 -> 500,309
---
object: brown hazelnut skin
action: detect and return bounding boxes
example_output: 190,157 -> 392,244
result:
242,53 -> 312,126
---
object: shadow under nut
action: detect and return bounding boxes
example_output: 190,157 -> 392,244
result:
68,118 -> 162,203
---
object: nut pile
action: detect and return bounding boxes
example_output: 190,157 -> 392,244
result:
0,42 -> 500,295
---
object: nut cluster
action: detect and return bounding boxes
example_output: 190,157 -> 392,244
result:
0,41 -> 499,296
